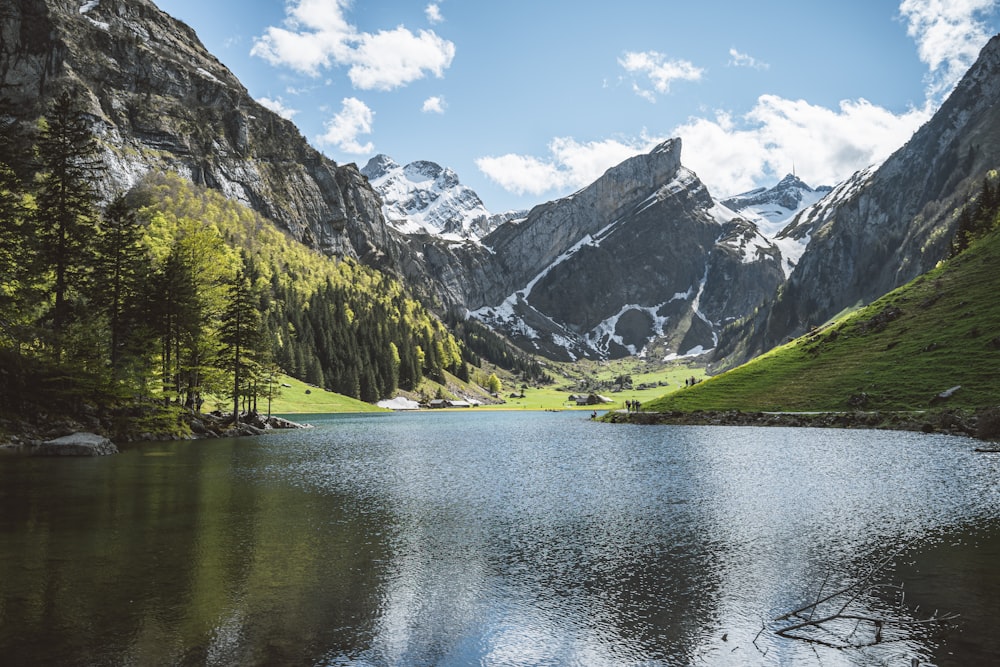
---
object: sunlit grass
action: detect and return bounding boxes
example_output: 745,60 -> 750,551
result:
645,230 -> 1000,413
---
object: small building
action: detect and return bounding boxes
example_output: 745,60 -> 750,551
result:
572,393 -> 614,406
427,399 -> 474,409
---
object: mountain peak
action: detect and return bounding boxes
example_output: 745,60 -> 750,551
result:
362,155 -> 514,240
361,154 -> 400,181
774,173 -> 811,190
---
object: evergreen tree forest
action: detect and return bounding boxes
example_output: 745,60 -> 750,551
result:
0,91 -> 473,436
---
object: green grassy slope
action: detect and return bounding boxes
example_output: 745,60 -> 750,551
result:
258,375 -> 386,414
644,230 -> 1000,413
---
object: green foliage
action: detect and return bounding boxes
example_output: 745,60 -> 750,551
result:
444,310 -> 552,384
1,93 -> 470,434
950,173 -> 1000,256
32,91 -> 105,356
646,225 -> 1000,413
127,171 -> 467,403
486,372 -> 502,395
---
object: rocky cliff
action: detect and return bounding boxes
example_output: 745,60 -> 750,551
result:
0,0 -> 400,267
718,33 -> 1000,366
465,139 -> 788,360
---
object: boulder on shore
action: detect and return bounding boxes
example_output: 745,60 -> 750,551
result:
31,432 -> 119,456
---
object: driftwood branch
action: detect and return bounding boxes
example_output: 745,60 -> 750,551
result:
771,545 -> 958,653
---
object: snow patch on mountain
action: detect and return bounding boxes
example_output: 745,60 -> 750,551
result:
723,174 -> 832,276
585,303 -> 672,357
774,164 -> 880,269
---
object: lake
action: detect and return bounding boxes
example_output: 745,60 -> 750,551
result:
1,411 -> 999,666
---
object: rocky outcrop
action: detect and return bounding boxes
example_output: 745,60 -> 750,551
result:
30,432 -> 118,456
0,0 -> 402,267
723,34 -> 1000,365
466,139 -> 787,360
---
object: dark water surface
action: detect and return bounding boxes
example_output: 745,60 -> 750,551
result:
2,411 -> 999,666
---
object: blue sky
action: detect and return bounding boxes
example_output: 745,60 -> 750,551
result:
154,0 -> 1000,213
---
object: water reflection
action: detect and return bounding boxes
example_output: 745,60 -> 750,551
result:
1,412 -> 999,665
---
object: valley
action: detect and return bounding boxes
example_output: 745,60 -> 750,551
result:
2,0 -> 1000,438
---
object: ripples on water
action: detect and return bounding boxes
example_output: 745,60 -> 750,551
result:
2,411 -> 999,666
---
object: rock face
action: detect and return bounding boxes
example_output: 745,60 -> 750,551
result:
466,139 -> 788,360
0,0 -> 401,268
717,34 -> 1000,366
32,432 -> 118,456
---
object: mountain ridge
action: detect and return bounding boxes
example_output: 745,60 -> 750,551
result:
6,0 -> 1000,384
360,154 -> 521,241
717,33 -> 1000,367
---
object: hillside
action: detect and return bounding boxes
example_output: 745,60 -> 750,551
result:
640,224 -> 1000,414
719,34 -> 1000,367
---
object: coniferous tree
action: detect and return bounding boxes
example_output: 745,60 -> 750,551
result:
154,243 -> 200,401
218,262 -> 262,422
93,195 -> 151,375
0,161 -> 29,341
33,90 -> 104,359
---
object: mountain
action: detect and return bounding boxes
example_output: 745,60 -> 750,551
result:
644,223 -> 1000,414
368,149 -> 828,362
457,139 -> 788,361
9,0 -> 1000,381
722,174 -> 832,276
1,0 -> 400,267
719,34 -> 1000,366
361,155 -> 522,240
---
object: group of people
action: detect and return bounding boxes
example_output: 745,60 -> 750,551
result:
684,376 -> 700,387
624,399 -> 642,412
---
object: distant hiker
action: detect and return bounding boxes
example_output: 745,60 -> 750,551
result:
591,410 -> 597,419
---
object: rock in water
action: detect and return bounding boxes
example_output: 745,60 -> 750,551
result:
32,432 -> 119,456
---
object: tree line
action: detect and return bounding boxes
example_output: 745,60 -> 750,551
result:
0,90 -> 483,434
951,171 -> 1000,256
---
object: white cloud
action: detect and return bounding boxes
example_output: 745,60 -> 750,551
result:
476,94 -> 931,200
619,50 -> 703,101
673,95 -> 930,196
728,48 -> 769,70
348,27 -> 455,91
422,96 -> 447,113
477,0 -> 988,202
426,3 -> 443,24
256,96 -> 298,120
898,0 -> 997,99
316,97 -> 375,154
251,0 -> 455,90
476,137 -> 659,196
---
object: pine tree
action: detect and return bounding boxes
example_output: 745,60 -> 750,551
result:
93,195 -> 151,374
153,243 -> 199,401
218,262 -> 263,422
33,90 -> 104,360
0,161 -> 29,341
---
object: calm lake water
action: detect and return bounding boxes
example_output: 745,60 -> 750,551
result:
2,411 -> 1000,666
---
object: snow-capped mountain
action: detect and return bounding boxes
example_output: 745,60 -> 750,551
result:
723,174 -> 831,234
463,139 -> 787,361
722,174 -> 832,276
361,155 -> 522,241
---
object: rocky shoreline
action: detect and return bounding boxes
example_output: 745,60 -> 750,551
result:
603,407 -> 1000,441
0,410 -> 309,456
